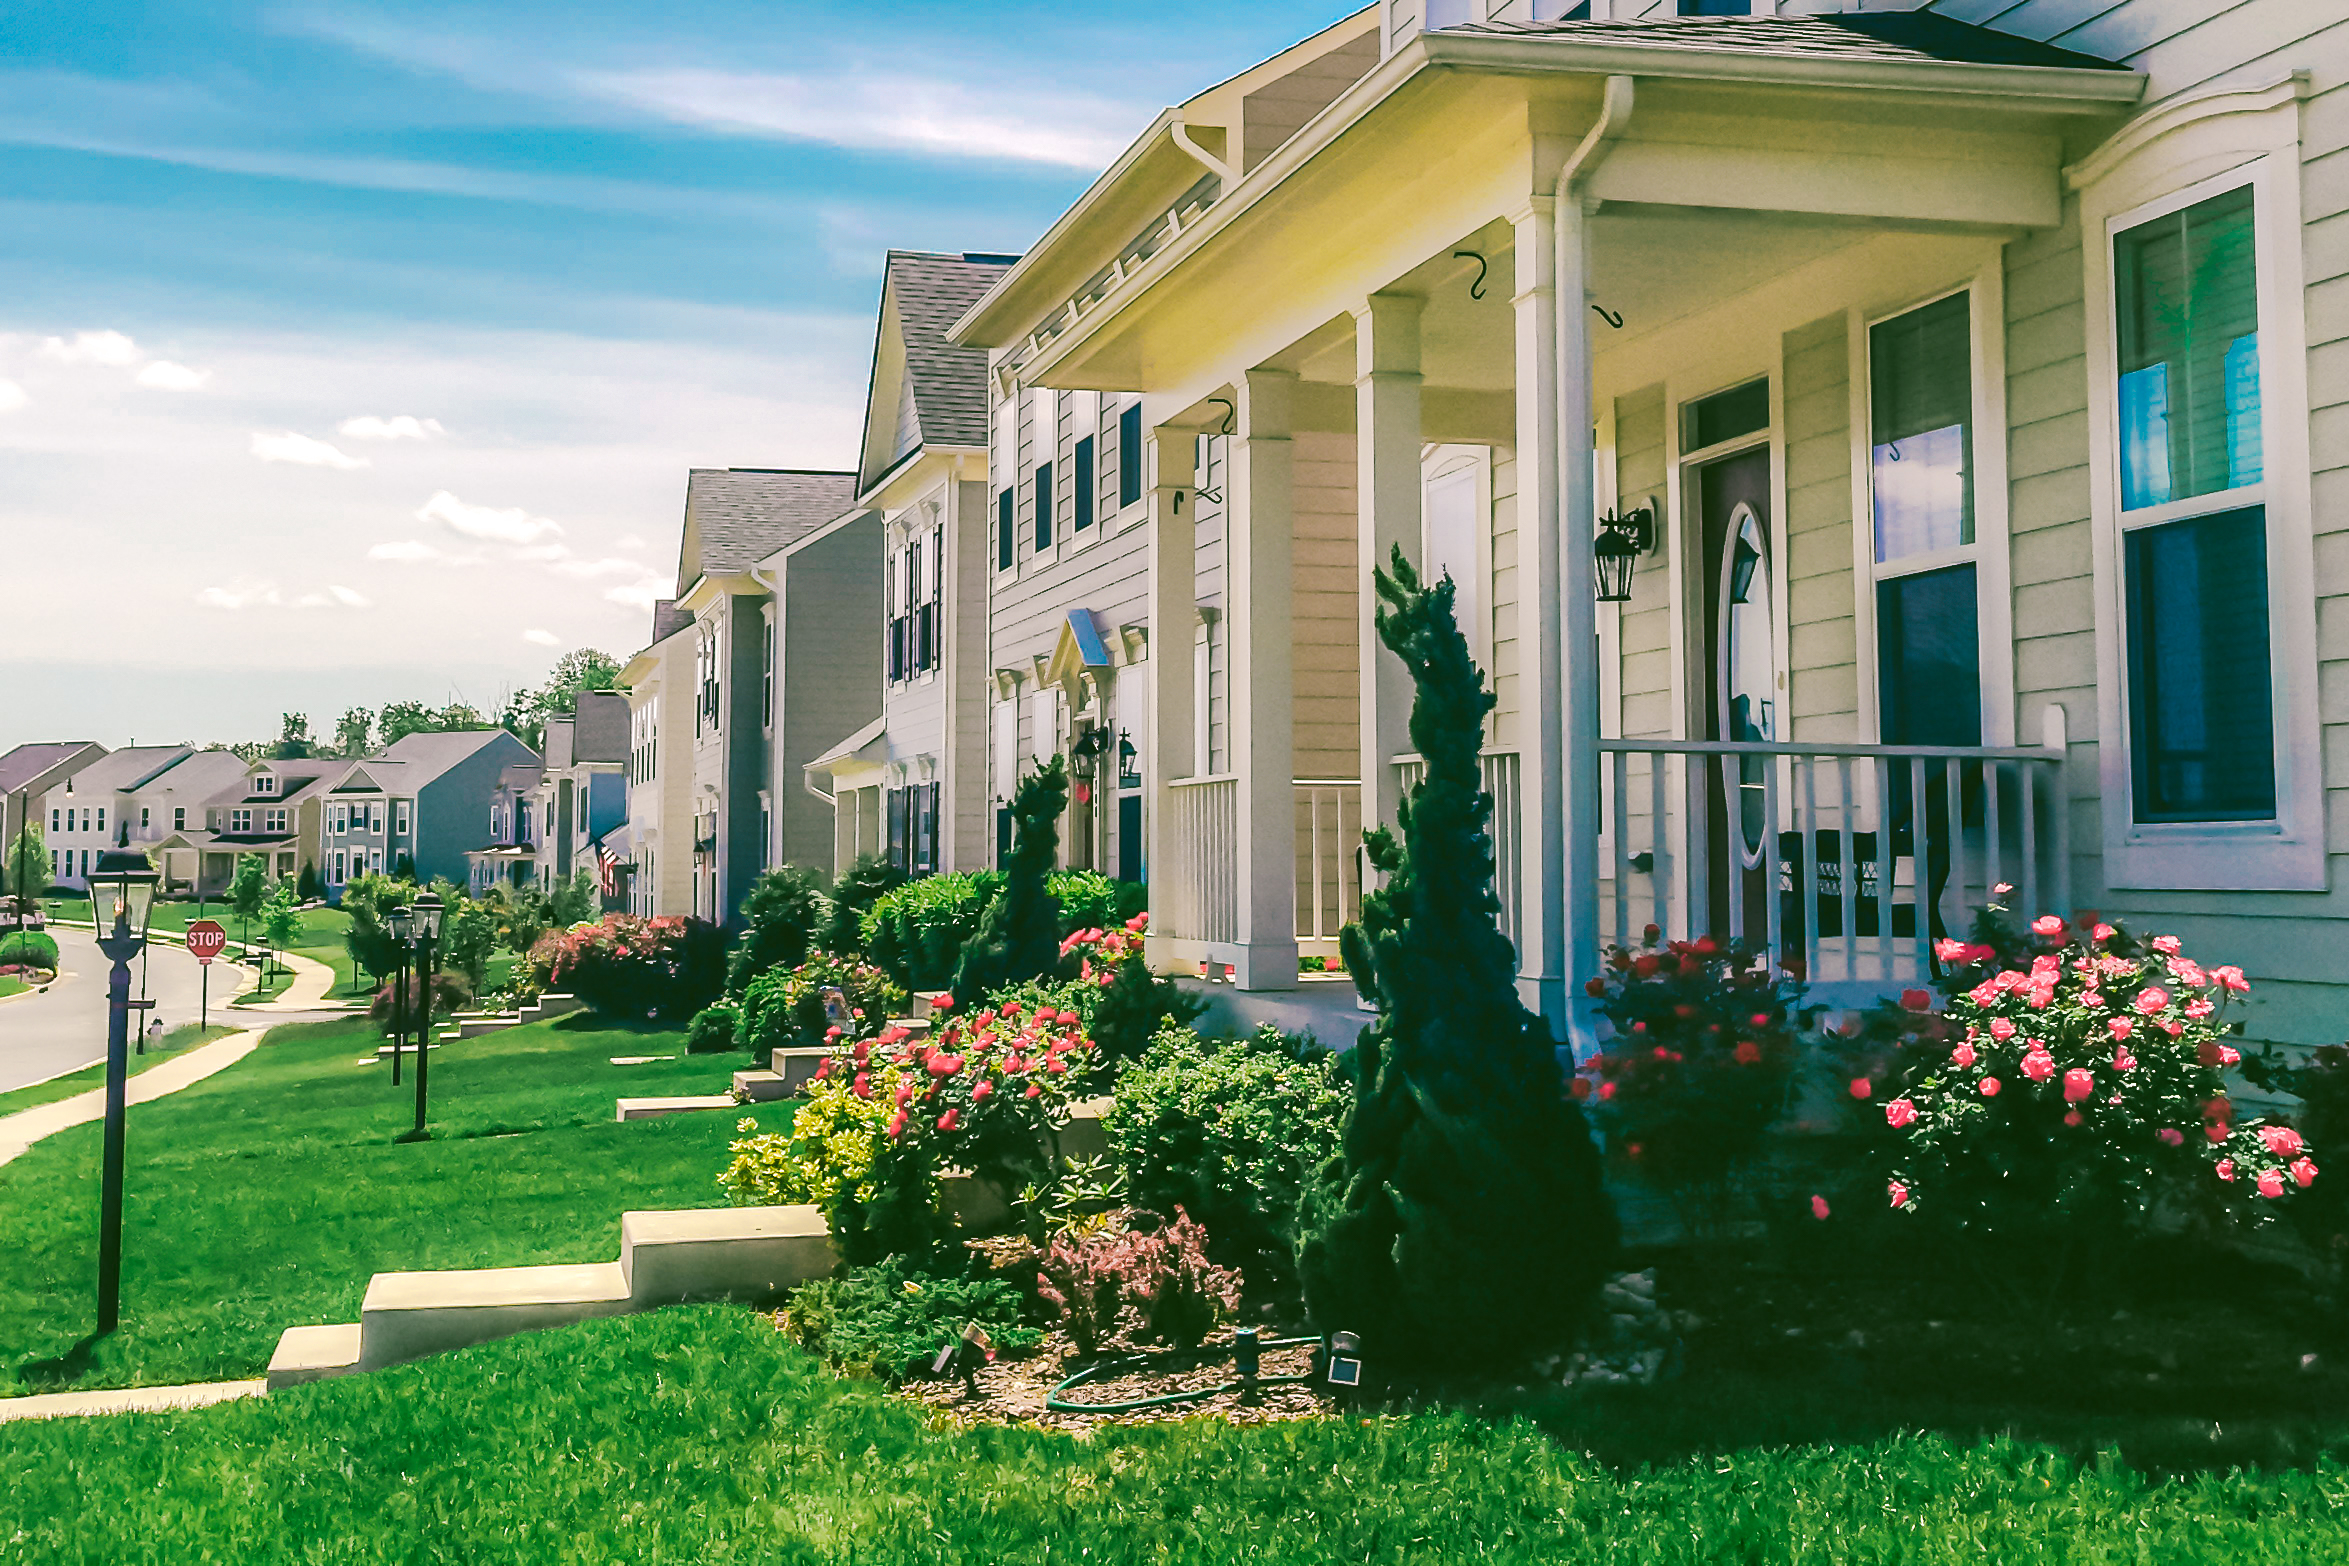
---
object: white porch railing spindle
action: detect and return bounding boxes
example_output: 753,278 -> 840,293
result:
1836,755 -> 1858,986
1610,749 -> 1630,950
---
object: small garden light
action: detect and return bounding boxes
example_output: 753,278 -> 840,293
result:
1324,1329 -> 1364,1391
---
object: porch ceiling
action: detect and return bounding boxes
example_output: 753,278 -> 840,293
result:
1026,54 -> 2135,406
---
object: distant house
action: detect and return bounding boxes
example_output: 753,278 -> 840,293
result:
42,746 -> 195,890
528,690 -> 630,905
619,600 -> 697,918
320,729 -> 540,898
0,741 -> 106,878
467,755 -> 547,896
150,756 -> 348,897
127,750 -> 257,892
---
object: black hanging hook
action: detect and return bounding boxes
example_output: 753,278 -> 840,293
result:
1453,250 -> 1489,301
1207,396 -> 1236,437
1591,304 -> 1624,330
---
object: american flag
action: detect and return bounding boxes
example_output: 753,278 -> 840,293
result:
594,840 -> 623,898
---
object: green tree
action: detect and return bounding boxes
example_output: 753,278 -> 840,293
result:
3,819 -> 46,903
950,756 -> 1070,1004
227,855 -> 269,948
271,713 -> 316,761
379,701 -> 436,746
727,864 -> 825,992
296,860 -> 321,901
505,650 -> 624,749
435,702 -> 485,731
261,882 -> 304,977
1298,550 -> 1617,1372
821,853 -> 906,957
549,868 -> 599,930
341,872 -> 417,989
333,707 -> 374,758
442,897 -> 498,990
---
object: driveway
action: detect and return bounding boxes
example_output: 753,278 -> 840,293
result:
0,928 -> 255,1095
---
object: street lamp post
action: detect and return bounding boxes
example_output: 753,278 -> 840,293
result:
86,848 -> 160,1335
407,890 -> 444,1140
388,904 -> 414,1086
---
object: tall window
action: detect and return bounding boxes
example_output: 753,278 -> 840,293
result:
1869,290 -> 1982,748
1119,402 -> 1145,509
1073,436 -> 1096,532
173,807 -> 185,831
2112,184 -> 2273,824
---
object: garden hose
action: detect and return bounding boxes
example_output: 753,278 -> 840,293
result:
1044,1335 -> 1321,1414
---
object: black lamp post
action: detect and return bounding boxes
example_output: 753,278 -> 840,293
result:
388,903 -> 414,1086
406,889 -> 444,1140
86,847 -> 160,1335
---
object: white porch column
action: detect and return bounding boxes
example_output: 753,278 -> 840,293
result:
1512,197 -> 1570,1033
1557,192 -> 1604,1044
1355,292 -> 1424,837
1143,425 -> 1198,975
1230,368 -> 1300,991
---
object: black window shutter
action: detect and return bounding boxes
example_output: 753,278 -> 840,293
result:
887,788 -> 909,873
1119,403 -> 1144,508
1074,437 -> 1096,531
1034,461 -> 1054,550
998,490 -> 1014,569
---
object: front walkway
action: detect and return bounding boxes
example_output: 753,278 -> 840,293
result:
0,1029 -> 265,1168
0,1378 -> 265,1425
236,949 -> 339,1012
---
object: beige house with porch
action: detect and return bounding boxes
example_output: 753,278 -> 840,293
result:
953,2 -> 2347,1053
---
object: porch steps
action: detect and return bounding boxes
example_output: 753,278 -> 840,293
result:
427,993 -> 585,1045
264,1204 -> 833,1390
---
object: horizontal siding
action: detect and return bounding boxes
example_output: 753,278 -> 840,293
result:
1292,430 -> 1360,783
1782,312 -> 1857,743
1491,448 -> 1521,751
1613,384 -> 1675,741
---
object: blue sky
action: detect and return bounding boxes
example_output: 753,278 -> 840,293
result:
0,0 -> 1351,748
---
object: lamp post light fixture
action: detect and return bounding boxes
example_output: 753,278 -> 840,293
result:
1594,504 -> 1656,604
387,903 -> 414,1086
405,889 -> 445,1140
86,847 -> 160,1335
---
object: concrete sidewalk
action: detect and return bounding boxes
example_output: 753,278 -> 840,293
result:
0,1379 -> 266,1424
237,949 -> 340,1012
0,1029 -> 264,1168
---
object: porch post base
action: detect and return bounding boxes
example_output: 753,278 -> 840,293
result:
1218,941 -> 1300,993
1517,974 -> 1569,1041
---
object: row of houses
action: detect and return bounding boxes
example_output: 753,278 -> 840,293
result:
618,0 -> 2348,1054
0,693 -> 630,905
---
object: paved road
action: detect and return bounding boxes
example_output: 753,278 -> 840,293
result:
0,928 -> 252,1095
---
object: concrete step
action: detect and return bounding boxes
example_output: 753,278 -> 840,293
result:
732,1070 -> 789,1103
267,1323 -> 363,1390
360,1262 -> 632,1369
455,1016 -> 519,1040
528,993 -> 583,1020
373,1042 -> 446,1059
771,1047 -> 831,1095
884,1017 -> 934,1038
1061,1096 -> 1113,1162
620,1205 -> 831,1305
616,1094 -> 735,1122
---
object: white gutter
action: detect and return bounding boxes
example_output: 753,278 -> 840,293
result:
1169,117 -> 1234,183
1552,72 -> 1636,1050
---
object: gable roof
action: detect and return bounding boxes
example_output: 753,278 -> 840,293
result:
370,729 -> 525,791
859,251 -> 1020,489
0,742 -> 103,794
130,750 -> 249,802
57,745 -> 191,797
676,469 -> 859,589
650,599 -> 693,646
1441,14 -> 2128,72
570,690 -> 630,765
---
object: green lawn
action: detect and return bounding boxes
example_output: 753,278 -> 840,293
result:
48,897 -> 374,1000
7,1306 -> 2349,1564
2,1014 -> 782,1393
0,1025 -> 237,1121
0,976 -> 25,1000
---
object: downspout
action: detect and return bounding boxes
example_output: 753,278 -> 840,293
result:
1555,74 -> 1635,1051
751,562 -> 784,867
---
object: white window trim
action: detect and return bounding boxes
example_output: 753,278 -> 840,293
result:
1845,265 -> 2019,749
1420,443 -> 1495,684
2080,125 -> 2321,892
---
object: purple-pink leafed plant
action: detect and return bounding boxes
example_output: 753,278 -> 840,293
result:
1034,1208 -> 1242,1354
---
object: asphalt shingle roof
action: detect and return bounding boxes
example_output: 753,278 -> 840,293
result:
650,599 -> 693,646
571,691 -> 630,765
59,746 -> 191,796
1443,14 -> 2127,72
682,469 -> 859,582
0,742 -> 100,794
884,251 -> 1020,454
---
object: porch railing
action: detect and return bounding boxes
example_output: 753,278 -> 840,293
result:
1598,714 -> 2069,997
1391,748 -> 1524,951
1294,779 -> 1362,959
1163,775 -> 1239,946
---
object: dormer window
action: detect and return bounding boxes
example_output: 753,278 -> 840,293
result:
255,775 -> 277,795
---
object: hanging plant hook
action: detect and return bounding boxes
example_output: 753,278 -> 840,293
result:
1591,304 -> 1624,330
1207,396 -> 1236,437
1453,250 -> 1489,301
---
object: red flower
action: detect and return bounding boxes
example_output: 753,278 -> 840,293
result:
1951,1041 -> 1978,1069
2213,966 -> 2250,993
2292,1157 -> 2319,1188
1023,1083 -> 1042,1099
2062,1068 -> 2095,1103
971,1079 -> 993,1103
2257,1168 -> 2286,1199
2093,923 -> 2118,943
1733,1040 -> 1761,1065
852,1072 -> 871,1098
1584,978 -> 1608,998
886,1110 -> 908,1138
2063,1110 -> 2084,1127
2134,987 -> 2171,1016
2021,1049 -> 2056,1084
1633,954 -> 1661,979
1884,1099 -> 1917,1129
2156,1128 -> 2184,1147
2032,915 -> 2066,938
1570,1077 -> 1592,1101
1598,1081 -> 1617,1101
1980,1077 -> 2002,1098
1899,989 -> 1932,1012
1810,1195 -> 1832,1220
2109,1017 -> 2135,1041
1989,1018 -> 2016,1042
1849,1077 -> 1873,1100
933,993 -> 955,1012
2207,1124 -> 2230,1144
2217,1158 -> 2237,1181
2151,935 -> 2182,955
1888,1180 -> 1910,1209
2261,1126 -> 2306,1157
2113,1047 -> 2137,1073
936,1108 -> 960,1132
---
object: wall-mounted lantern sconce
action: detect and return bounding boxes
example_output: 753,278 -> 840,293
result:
1594,504 -> 1656,604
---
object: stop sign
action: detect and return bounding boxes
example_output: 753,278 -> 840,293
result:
185,921 -> 228,965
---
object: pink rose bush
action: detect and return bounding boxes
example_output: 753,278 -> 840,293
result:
1877,912 -> 2310,1249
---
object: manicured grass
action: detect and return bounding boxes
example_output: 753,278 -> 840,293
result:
0,1026 -> 237,1122
1,1014 -> 785,1393
0,976 -> 25,1000
47,898 -> 373,999
8,1306 -> 2349,1564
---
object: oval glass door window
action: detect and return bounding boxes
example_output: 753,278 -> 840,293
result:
1719,506 -> 1777,863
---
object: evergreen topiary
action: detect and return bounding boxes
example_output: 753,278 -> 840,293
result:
296,861 -> 321,902
949,756 -> 1070,1003
1297,549 -> 1618,1371
821,853 -> 906,958
727,865 -> 826,992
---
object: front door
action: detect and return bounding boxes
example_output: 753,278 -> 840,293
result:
1695,447 -> 1776,944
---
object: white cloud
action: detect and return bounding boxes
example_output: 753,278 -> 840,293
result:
521,627 -> 562,648
603,577 -> 670,613
614,533 -> 646,551
571,67 -> 1136,170
136,360 -> 211,391
197,581 -> 281,610
0,380 -> 24,413
551,555 -> 646,579
339,414 -> 445,441
507,542 -> 573,564
327,584 -> 372,608
251,430 -> 370,469
367,538 -> 475,565
41,329 -> 140,366
418,489 -> 564,545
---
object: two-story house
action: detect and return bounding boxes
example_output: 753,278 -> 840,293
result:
126,750 -> 253,892
320,729 -> 539,898
669,467 -> 861,925
619,601 -> 697,917
43,746 -> 195,890
945,0 -> 2349,1059
528,690 -> 630,906
467,754 -> 548,896
804,251 -> 1010,880
0,742 -> 105,889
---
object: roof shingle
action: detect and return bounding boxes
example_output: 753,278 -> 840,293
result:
681,469 -> 859,583
1442,14 -> 2127,72
882,251 -> 1020,456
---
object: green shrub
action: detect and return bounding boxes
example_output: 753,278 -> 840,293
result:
863,873 -> 1001,992
728,865 -> 826,992
1061,916 -> 1203,1065
1045,871 -> 1147,936
686,1001 -> 740,1055
778,1259 -> 1039,1385
536,914 -> 727,1023
737,956 -> 906,1061
821,854 -> 905,959
951,758 -> 1070,1003
1108,1023 -> 1348,1283
0,931 -> 60,971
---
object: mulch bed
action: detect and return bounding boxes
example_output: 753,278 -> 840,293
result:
906,1331 -> 1333,1433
